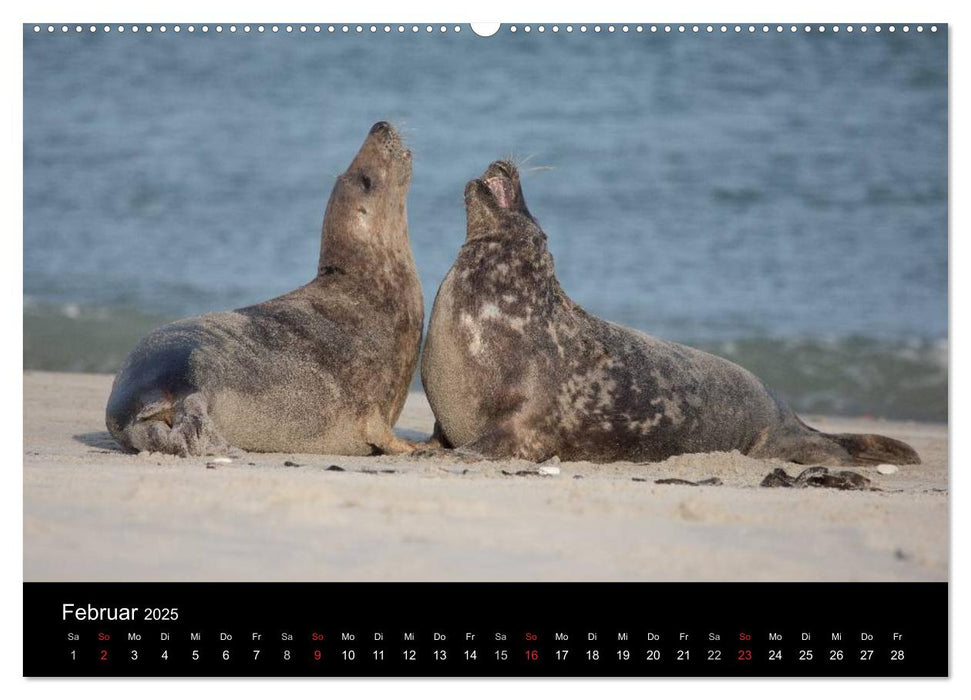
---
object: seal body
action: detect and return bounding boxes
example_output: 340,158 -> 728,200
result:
421,161 -> 920,466
106,122 -> 423,456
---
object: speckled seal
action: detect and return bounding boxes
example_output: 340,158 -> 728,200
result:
420,160 -> 920,466
106,122 -> 423,456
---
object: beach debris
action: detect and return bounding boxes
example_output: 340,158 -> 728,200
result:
760,466 -> 871,491
632,477 -> 648,482
325,464 -> 345,472
361,468 -> 397,475
573,475 -> 584,480
501,469 -> 549,477
654,477 -> 723,487
283,460 -> 302,467
538,465 -> 561,476
205,462 -> 219,469
876,464 -> 899,475
210,456 -> 232,464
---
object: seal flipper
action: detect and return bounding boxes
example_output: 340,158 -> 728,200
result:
426,421 -> 453,449
121,392 -> 229,457
458,423 -> 552,462
751,426 -> 920,466
366,432 -> 424,456
821,432 -> 921,465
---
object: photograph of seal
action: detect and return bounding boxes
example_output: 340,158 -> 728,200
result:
105,122 -> 423,457
421,160 -> 922,466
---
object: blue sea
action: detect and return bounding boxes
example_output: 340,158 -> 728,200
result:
23,25 -> 947,421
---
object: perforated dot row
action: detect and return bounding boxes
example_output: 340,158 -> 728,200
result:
29,24 -> 941,35
510,24 -> 937,34
30,24 -> 466,34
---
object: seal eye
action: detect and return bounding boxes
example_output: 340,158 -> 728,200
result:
360,174 -> 373,192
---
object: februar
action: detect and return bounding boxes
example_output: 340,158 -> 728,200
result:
62,603 -> 139,621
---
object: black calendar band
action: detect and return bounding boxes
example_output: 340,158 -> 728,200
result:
24,582 -> 948,677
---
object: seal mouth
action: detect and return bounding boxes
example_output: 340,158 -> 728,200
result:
480,160 -> 519,210
483,176 -> 516,209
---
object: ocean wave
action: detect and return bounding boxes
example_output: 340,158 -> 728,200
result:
24,302 -> 946,423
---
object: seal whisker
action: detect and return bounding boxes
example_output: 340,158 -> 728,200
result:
522,165 -> 555,173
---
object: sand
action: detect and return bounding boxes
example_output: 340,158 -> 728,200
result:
23,371 -> 948,582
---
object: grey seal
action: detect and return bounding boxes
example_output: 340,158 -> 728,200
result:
106,122 -> 423,456
420,160 -> 920,466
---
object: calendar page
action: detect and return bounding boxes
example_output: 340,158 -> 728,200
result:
21,18 -> 948,678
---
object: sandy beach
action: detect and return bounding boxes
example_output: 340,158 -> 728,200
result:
23,371 -> 948,582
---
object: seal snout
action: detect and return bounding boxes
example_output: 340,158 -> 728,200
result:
369,121 -> 392,135
483,159 -> 517,181
371,121 -> 412,166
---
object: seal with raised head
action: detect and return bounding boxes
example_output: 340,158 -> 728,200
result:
420,160 -> 920,466
106,122 -> 423,457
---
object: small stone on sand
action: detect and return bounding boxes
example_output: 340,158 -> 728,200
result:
538,465 -> 561,476
877,464 -> 899,475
